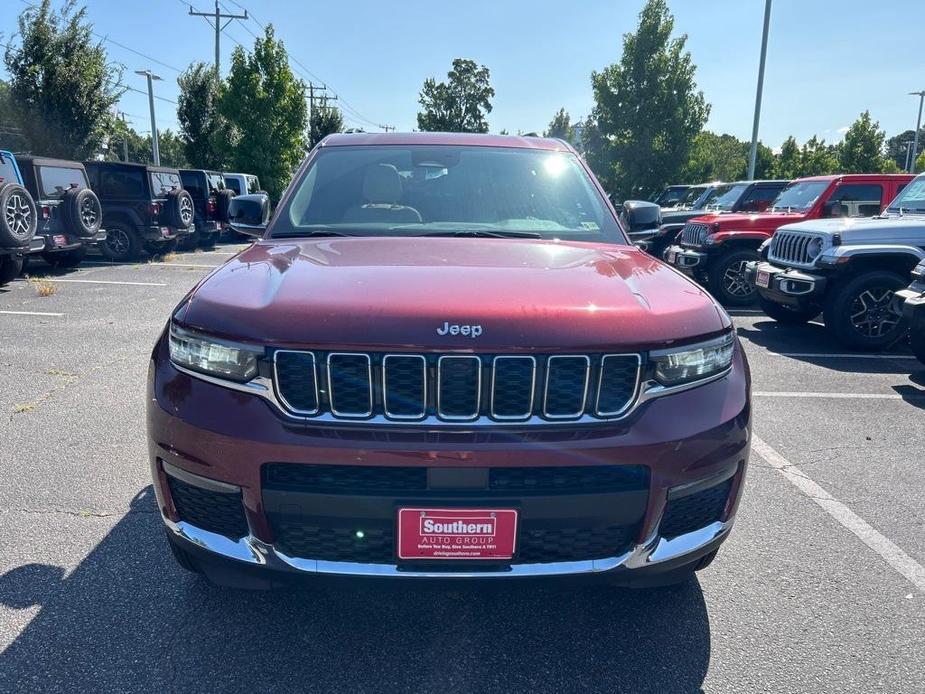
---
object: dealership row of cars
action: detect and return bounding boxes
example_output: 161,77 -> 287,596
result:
0,148 -> 262,283
636,173 -> 925,364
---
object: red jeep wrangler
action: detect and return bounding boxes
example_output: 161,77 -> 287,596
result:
665,174 -> 914,306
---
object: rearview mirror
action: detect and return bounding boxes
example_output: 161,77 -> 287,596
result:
228,193 -> 270,236
620,200 -> 661,237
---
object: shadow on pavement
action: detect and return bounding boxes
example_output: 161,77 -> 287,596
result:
0,487 -> 711,693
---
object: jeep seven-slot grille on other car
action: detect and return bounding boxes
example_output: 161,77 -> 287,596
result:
769,231 -> 819,267
680,223 -> 710,247
273,351 -> 642,423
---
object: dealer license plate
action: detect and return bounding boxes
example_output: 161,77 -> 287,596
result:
397,508 -> 518,561
667,250 -> 677,264
756,270 -> 770,288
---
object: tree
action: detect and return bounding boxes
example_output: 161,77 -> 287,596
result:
683,131 -> 774,182
219,26 -> 307,200
589,0 -> 709,199
309,98 -> 344,148
4,0 -> 122,159
776,136 -> 800,179
155,129 -> 189,169
917,150 -> 925,174
544,108 -> 574,142
884,129 -> 921,170
839,111 -> 889,173
0,80 -> 29,151
417,58 -> 494,133
177,62 -> 227,169
800,136 -> 839,176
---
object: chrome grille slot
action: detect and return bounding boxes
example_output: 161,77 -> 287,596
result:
437,356 -> 482,420
491,356 -> 536,420
681,223 -> 708,246
596,355 -> 641,416
327,353 -> 372,417
770,231 -> 818,266
274,351 -> 319,414
544,356 -> 590,419
382,355 -> 426,419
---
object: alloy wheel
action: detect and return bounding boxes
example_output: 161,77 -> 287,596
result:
5,192 -> 33,239
107,227 -> 130,256
723,260 -> 755,298
849,287 -> 901,338
80,196 -> 98,229
179,196 -> 193,226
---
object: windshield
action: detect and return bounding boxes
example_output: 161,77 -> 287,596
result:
676,185 -> 708,208
705,183 -> 748,211
655,186 -> 688,207
149,171 -> 182,196
771,180 -> 829,211
886,176 -> 925,213
276,145 -> 624,242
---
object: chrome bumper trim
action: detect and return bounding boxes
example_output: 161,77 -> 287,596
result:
164,517 -> 733,579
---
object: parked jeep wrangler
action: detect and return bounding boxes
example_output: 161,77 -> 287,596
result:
83,161 -> 195,262
0,150 -> 39,286
16,156 -> 105,269
666,174 -> 913,306
179,169 -> 234,249
896,259 -> 925,364
223,172 -> 261,197
640,180 -> 787,258
747,173 -> 925,350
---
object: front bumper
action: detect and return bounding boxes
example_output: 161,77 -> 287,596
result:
746,261 -> 829,307
147,335 -> 751,582
665,245 -> 707,273
896,282 -> 925,324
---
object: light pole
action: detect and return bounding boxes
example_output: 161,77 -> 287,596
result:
135,69 -> 163,166
747,0 -> 773,180
904,141 -> 914,172
909,91 -> 925,173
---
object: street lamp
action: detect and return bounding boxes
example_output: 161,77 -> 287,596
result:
910,91 -> 925,173
747,0 -> 773,180
135,69 -> 163,166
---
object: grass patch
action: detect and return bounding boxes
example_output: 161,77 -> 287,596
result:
12,403 -> 35,414
46,368 -> 78,378
28,278 -> 57,297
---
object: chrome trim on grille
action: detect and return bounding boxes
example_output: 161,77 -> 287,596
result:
382,354 -> 427,420
272,350 -> 320,415
436,355 -> 482,421
594,354 -> 642,417
769,231 -> 823,268
326,352 -> 373,418
681,223 -> 708,246
543,355 -> 590,420
490,355 -> 536,421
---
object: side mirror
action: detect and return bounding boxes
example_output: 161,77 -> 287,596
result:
228,193 -> 270,236
620,200 -> 662,237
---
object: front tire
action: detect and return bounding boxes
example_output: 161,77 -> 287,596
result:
100,222 -> 141,262
823,270 -> 907,350
758,296 -> 819,325
708,249 -> 760,307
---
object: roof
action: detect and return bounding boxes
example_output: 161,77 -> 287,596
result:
319,131 -> 572,152
83,160 -> 181,173
794,173 -> 915,182
16,155 -> 86,169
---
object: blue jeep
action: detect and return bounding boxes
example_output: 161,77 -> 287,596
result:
0,150 -> 39,286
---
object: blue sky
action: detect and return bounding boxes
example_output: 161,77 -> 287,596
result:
0,0 -> 920,149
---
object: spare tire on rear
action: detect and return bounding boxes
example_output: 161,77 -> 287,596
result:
61,187 -> 102,237
0,183 -> 38,248
215,188 -> 234,221
165,188 -> 195,229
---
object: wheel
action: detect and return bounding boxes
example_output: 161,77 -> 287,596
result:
0,183 -> 38,247
61,187 -> 102,237
708,249 -> 761,307
0,254 -> 23,286
758,296 -> 819,325
42,248 -> 86,268
911,326 -> 925,366
823,270 -> 907,351
99,222 -> 142,262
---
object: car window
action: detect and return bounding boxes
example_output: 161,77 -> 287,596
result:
278,145 -> 624,242
101,168 -> 145,198
149,171 -> 182,196
828,183 -> 882,217
225,177 -> 241,194
208,173 -> 225,194
886,176 -> 925,213
705,184 -> 747,211
180,171 -> 204,199
246,175 -> 260,193
38,166 -> 89,198
655,187 -> 688,207
677,186 -> 708,208
737,185 -> 781,213
770,181 -> 829,211
0,153 -> 18,185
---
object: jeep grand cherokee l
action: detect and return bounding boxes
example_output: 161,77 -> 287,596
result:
147,133 -> 751,589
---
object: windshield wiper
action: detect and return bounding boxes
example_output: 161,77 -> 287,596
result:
415,229 -> 543,239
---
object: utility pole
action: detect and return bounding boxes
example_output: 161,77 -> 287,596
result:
307,83 -> 337,143
119,112 -> 129,162
135,70 -> 163,165
747,0 -> 772,180
909,90 -> 925,173
904,141 -> 914,173
188,1 -> 247,76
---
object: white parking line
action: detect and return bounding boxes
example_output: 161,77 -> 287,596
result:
15,278 -> 167,287
0,310 -> 63,317
752,434 -> 925,594
772,352 -> 917,360
754,391 -> 905,399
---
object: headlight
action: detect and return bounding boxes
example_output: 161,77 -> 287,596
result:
169,323 -> 260,382
806,237 -> 823,259
649,333 -> 735,387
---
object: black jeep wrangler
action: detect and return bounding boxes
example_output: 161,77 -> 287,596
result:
16,156 -> 105,269
83,161 -> 195,262
178,169 -> 234,249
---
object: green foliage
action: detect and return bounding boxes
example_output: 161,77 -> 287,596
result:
101,118 -> 188,168
4,0 -> 122,158
800,136 -> 839,176
776,136 -> 800,179
177,62 -> 227,169
544,108 -> 574,142
0,80 -> 29,151
884,129 -> 921,170
839,111 -> 890,173
683,131 -> 773,182
590,0 -> 709,199
309,98 -> 344,148
219,26 -> 307,200
916,150 -> 925,174
417,58 -> 494,133
155,129 -> 190,169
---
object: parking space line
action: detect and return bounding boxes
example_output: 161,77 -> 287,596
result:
754,391 -> 907,399
771,352 -> 917,360
752,434 -> 925,594
0,310 -> 63,317
15,278 -> 167,287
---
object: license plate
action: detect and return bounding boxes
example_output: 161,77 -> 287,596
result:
667,250 -> 677,264
397,508 -> 518,560
756,270 -> 770,288
160,226 -> 170,237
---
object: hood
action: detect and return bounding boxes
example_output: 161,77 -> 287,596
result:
661,208 -> 713,226
177,237 -> 728,351
689,210 -> 807,232
775,214 -> 925,245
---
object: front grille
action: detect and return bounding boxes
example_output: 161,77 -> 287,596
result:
167,477 -> 249,539
769,231 -> 818,267
680,223 -> 709,247
263,463 -> 648,496
518,525 -> 635,562
273,351 -> 642,423
659,477 -> 732,539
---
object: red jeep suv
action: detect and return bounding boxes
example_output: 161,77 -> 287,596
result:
146,133 -> 751,588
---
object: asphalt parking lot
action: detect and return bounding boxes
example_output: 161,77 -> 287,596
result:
1,246 -> 924,693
